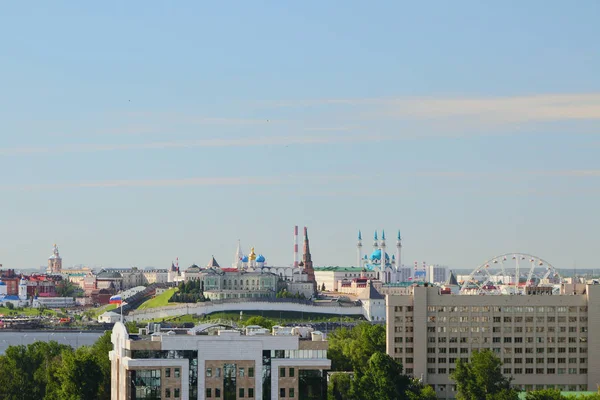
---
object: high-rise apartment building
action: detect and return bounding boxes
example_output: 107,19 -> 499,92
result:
386,284 -> 600,398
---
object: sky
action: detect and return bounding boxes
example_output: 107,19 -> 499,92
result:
1,1 -> 599,272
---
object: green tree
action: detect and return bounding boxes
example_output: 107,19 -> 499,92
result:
125,321 -> 138,333
327,322 -> 386,374
450,349 -> 517,400
406,380 -> 438,400
327,372 -> 355,400
355,352 -> 410,400
56,280 -> 76,297
243,316 -> 275,330
49,347 -> 103,400
524,389 -> 565,400
89,331 -> 112,400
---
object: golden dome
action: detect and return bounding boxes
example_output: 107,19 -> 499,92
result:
248,247 -> 257,261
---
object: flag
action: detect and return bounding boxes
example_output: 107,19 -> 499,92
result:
109,295 -> 122,304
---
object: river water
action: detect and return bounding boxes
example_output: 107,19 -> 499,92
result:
0,330 -> 106,354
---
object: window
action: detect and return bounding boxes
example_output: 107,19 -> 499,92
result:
206,368 -> 212,377
289,368 -> 294,377
547,368 -> 555,374
504,368 -> 511,374
175,368 -> 180,378
165,368 -> 171,378
248,367 -> 254,378
239,368 -> 245,377
166,388 -> 171,398
216,368 -> 221,377
206,388 -> 212,398
280,388 -> 286,397
514,368 -> 522,374
239,388 -> 245,398
280,367 -> 286,377
289,388 -> 295,398
428,368 -> 436,374
248,388 -> 254,398
174,388 -> 180,398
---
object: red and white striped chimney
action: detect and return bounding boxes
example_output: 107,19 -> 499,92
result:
293,225 -> 299,267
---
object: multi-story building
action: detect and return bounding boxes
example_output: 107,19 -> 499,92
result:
110,322 -> 331,400
426,265 -> 448,284
386,283 -> 600,398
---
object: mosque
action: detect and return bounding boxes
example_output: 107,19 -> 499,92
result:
358,230 -> 407,284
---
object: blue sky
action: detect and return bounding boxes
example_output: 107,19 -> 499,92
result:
1,1 -> 599,271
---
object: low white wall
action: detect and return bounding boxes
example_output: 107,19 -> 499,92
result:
126,301 -> 365,322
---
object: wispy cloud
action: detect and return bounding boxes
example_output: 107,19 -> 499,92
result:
0,134 -> 394,156
2,174 -> 362,192
266,93 -> 600,125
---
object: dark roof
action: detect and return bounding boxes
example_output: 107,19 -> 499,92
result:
208,257 -> 220,268
96,270 -> 122,279
446,271 -> 459,286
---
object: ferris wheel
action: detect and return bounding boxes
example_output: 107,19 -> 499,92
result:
459,253 -> 563,295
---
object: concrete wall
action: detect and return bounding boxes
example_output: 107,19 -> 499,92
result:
126,301 -> 364,322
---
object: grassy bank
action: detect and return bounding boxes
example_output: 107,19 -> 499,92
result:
137,288 -> 178,310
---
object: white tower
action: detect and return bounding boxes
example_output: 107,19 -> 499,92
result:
19,278 -> 27,300
357,230 -> 363,268
234,240 -> 244,270
380,230 -> 388,283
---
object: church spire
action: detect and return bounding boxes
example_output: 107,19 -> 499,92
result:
302,227 -> 312,263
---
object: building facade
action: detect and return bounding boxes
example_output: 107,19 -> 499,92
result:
110,322 -> 331,400
386,284 -> 600,398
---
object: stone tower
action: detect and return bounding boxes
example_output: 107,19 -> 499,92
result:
302,227 -> 317,295
47,244 -> 62,274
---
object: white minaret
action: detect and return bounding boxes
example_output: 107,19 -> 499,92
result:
357,230 -> 363,268
396,230 -> 402,276
380,230 -> 388,283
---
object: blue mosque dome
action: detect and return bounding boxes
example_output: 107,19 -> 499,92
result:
369,249 -> 390,262
256,255 -> 266,263
242,256 -> 248,262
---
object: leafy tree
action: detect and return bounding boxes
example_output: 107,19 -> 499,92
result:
89,331 -> 112,400
125,321 -> 138,333
355,352 -> 410,400
327,322 -> 386,374
450,349 -> 517,400
327,372 -> 355,400
243,316 -> 275,330
5,302 -> 14,310
525,389 -> 565,400
406,380 -> 438,400
56,279 -> 76,297
49,347 -> 103,400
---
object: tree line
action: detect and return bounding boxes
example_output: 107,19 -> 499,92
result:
170,280 -> 207,303
0,332 -> 112,400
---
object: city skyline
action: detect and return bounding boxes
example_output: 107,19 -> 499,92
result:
1,2 -> 599,270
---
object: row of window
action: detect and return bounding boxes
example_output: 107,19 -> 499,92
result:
393,347 -> 588,354
424,336 -> 588,343
206,367 -> 254,378
424,306 -> 587,313
164,388 -> 180,398
206,388 -> 254,398
428,384 -> 588,392
279,367 -> 295,378
164,368 -> 181,378
426,367 -> 589,375
425,357 -> 587,364
422,315 -> 588,323
425,325 -> 587,333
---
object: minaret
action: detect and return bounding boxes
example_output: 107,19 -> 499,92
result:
380,230 -> 388,283
357,230 -> 363,269
373,231 -> 378,256
302,227 -> 317,294
396,230 -> 402,277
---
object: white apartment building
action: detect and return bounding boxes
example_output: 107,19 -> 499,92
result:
386,283 -> 600,399
110,322 -> 331,400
